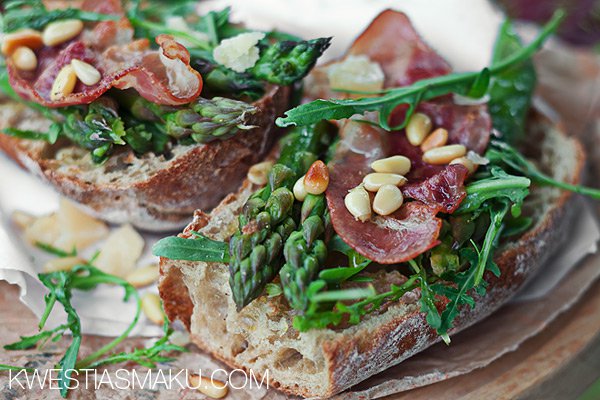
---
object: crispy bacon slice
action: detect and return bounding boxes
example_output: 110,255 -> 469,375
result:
7,2 -> 203,107
323,10 -> 491,264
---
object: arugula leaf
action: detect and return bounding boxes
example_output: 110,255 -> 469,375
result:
3,265 -> 182,397
456,167 -> 531,215
488,20 -> 536,144
35,242 -> 77,258
82,321 -> 187,369
409,259 -> 444,339
0,364 -> 34,372
152,232 -> 230,262
488,140 -> 600,200
276,11 -> 564,130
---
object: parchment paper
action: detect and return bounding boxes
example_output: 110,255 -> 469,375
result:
0,0 -> 599,399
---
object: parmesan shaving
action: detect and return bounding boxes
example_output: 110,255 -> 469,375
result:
213,31 -> 265,72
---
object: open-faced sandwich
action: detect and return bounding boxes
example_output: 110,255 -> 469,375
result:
154,8 -> 600,398
0,0 -> 330,231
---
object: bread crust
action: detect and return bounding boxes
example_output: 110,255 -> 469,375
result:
0,86 -> 290,231
159,112 -> 585,398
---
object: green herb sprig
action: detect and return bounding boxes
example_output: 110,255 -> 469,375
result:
4,264 -> 186,398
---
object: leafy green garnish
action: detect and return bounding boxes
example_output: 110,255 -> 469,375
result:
0,364 -> 34,372
4,264 -> 185,398
487,20 -> 537,143
35,242 -> 77,258
293,275 -> 419,331
276,10 -> 564,130
1,0 -> 118,33
152,232 -> 230,263
488,140 -> 600,200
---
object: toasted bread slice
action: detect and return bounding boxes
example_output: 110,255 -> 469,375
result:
158,110 -> 584,398
0,85 -> 290,232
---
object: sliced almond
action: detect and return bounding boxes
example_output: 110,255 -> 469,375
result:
24,214 -> 61,247
304,160 -> 329,195
141,293 -> 164,325
42,19 -> 84,46
189,374 -> 229,399
71,59 -> 101,86
125,264 -> 160,288
94,224 -> 144,277
1,29 -> 43,56
54,199 -> 109,252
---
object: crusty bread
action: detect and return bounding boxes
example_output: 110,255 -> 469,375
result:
0,85 -> 290,232
158,110 -> 584,398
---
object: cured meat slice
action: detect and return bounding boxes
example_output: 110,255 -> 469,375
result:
7,2 -> 203,107
326,143 -> 443,264
402,164 -> 469,214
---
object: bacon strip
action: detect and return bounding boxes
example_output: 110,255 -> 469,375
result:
323,10 -> 491,264
8,3 -> 202,107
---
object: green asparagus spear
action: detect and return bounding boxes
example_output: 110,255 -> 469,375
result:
228,123 -> 334,310
130,96 -> 258,144
251,38 -> 332,86
279,194 -> 329,311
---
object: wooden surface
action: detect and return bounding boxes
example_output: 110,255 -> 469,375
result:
390,279 -> 600,400
1,276 -> 600,399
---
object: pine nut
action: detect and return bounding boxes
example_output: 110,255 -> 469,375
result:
70,59 -> 101,86
420,128 -> 448,152
1,29 -> 43,56
406,112 -> 432,146
141,293 -> 164,325
12,210 -> 35,230
373,184 -> 404,216
293,175 -> 308,201
362,173 -> 407,192
11,46 -> 38,71
370,155 -> 411,175
42,19 -> 84,46
450,156 -> 476,174
344,185 -> 371,222
125,264 -> 160,288
189,374 -> 229,399
43,256 -> 86,273
422,144 -> 467,165
50,65 -> 77,101
304,160 -> 329,195
247,161 -> 273,186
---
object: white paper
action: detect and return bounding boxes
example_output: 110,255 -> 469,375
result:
0,151 -> 163,337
